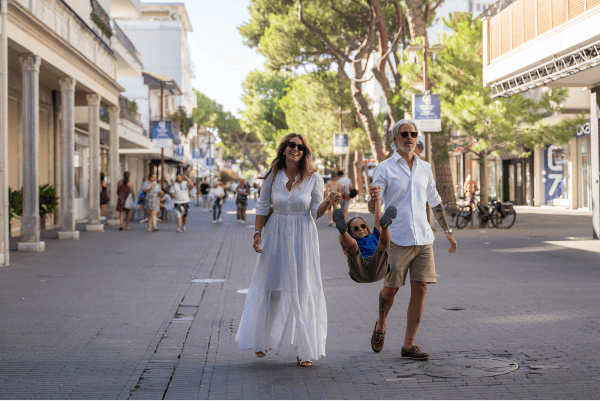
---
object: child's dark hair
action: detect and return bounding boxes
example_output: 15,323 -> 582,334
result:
339,217 -> 372,256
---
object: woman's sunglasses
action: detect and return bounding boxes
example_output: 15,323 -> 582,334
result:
287,141 -> 307,152
351,224 -> 367,232
400,132 -> 419,138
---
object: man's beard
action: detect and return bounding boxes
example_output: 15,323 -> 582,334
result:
399,144 -> 414,153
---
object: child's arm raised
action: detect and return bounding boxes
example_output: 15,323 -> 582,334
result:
371,187 -> 383,232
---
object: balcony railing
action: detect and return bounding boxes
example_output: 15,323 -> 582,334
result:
111,21 -> 143,66
488,0 -> 600,63
90,0 -> 112,38
119,96 -> 143,127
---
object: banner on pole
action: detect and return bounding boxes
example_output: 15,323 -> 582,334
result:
152,121 -> 173,148
333,133 -> 349,155
175,145 -> 184,161
192,148 -> 203,165
412,93 -> 441,132
205,157 -> 215,171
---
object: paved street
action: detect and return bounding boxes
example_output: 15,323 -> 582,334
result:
0,199 -> 599,400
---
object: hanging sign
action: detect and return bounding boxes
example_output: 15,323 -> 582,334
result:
192,148 -> 203,165
205,157 -> 215,171
412,93 -> 441,132
574,120 -> 591,137
152,120 -> 173,148
175,145 -> 184,161
333,133 -> 349,155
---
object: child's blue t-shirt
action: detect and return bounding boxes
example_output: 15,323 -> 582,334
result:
355,228 -> 380,259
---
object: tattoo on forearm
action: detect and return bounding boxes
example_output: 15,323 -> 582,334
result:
432,203 -> 450,231
409,317 -> 421,341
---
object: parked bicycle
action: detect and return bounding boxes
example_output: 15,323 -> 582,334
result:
455,192 -> 516,229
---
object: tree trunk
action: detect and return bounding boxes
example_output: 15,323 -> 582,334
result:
347,151 -> 356,190
232,131 -> 261,172
431,132 -> 456,205
478,151 -> 489,227
350,61 -> 386,163
404,0 -> 428,40
354,151 -> 364,199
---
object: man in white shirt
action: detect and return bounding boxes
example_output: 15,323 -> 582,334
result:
368,119 -> 457,361
336,171 -> 354,219
170,174 -> 194,233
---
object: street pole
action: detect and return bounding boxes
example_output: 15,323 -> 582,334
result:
339,106 -> 343,171
422,38 -> 435,230
160,80 -> 165,183
1,0 -> 9,265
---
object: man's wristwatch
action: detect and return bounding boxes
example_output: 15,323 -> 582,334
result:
445,229 -> 453,235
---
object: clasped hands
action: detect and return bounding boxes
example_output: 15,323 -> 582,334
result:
327,191 -> 342,208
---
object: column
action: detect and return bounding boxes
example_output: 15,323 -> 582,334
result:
57,77 -> 79,240
17,54 -> 44,252
86,93 -> 103,232
107,105 -> 120,225
591,88 -> 600,239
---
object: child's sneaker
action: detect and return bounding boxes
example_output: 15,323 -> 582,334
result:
332,209 -> 347,234
379,206 -> 397,230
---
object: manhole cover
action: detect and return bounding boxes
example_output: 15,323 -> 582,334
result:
192,279 -> 225,283
237,289 -> 249,294
421,357 -> 518,378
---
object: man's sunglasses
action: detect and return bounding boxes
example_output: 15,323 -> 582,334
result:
400,132 -> 419,139
287,141 -> 307,152
351,224 -> 367,231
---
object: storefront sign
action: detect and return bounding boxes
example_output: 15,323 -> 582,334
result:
192,148 -> 203,165
412,93 -> 441,132
152,121 -> 173,148
333,133 -> 349,155
543,145 -> 569,205
574,120 -> 591,137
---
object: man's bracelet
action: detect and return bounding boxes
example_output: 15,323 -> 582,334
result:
254,231 -> 261,236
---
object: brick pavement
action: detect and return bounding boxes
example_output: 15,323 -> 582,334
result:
0,199 -> 599,399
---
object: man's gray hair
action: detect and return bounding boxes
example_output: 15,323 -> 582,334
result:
390,119 -> 418,140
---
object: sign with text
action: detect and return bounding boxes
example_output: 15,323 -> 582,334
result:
333,133 -> 349,155
543,145 -> 569,205
192,148 -> 203,165
152,120 -> 173,148
574,120 -> 591,137
205,157 -> 215,171
412,93 -> 441,132
175,145 -> 184,161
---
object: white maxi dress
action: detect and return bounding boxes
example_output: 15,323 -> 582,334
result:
236,170 -> 327,361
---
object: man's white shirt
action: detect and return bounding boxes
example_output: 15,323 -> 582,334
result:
170,181 -> 190,204
372,151 -> 442,246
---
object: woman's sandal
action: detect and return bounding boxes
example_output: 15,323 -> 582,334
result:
255,350 -> 268,358
296,356 -> 313,367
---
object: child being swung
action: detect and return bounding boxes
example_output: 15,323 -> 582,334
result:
332,187 -> 396,283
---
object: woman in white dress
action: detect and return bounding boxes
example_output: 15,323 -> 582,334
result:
236,133 -> 339,367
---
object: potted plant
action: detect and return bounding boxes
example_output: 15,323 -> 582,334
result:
8,187 -> 23,236
39,184 -> 59,230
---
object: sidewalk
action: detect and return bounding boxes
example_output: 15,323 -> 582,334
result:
0,200 -> 598,399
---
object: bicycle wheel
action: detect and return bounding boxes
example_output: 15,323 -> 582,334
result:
443,202 -> 459,227
501,209 -> 517,228
490,208 -> 501,228
455,206 -> 471,229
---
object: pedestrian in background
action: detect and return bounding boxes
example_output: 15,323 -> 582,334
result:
171,174 -> 194,233
324,173 -> 341,226
116,171 -> 134,231
143,173 -> 162,232
337,170 -> 354,219
236,133 -> 333,368
415,140 -> 424,158
100,173 -> 109,217
139,176 -> 151,224
219,182 -> 228,204
369,119 -> 457,361
200,178 -> 211,211
210,182 -> 225,223
235,178 -> 251,223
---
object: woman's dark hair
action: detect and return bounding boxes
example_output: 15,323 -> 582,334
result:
123,171 -> 130,185
100,172 -> 105,182
260,133 -> 316,189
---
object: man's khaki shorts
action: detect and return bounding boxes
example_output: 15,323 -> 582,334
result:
383,242 -> 436,288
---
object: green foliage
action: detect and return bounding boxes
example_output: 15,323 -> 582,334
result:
90,0 -> 112,38
39,184 -> 59,218
170,106 -> 195,138
400,14 -> 586,158
8,188 -> 22,222
219,169 -> 238,184
8,185 -> 60,221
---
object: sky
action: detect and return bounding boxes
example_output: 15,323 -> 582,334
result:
168,0 -> 267,116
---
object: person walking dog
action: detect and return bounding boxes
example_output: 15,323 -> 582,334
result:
369,119 -> 457,361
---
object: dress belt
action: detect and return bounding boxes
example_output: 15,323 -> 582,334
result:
272,210 -> 309,216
